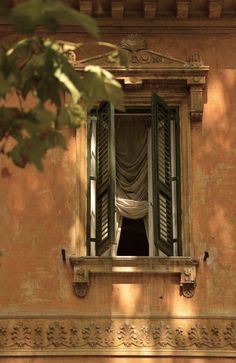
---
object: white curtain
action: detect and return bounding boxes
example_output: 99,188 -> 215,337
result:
115,118 -> 149,244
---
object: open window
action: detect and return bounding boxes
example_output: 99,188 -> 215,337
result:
87,94 -> 181,257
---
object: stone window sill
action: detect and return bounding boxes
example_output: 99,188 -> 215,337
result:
70,256 -> 199,298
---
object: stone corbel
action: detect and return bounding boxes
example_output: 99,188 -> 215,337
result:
70,257 -> 198,298
187,75 -> 206,122
112,0 -> 124,18
79,0 -> 92,15
176,0 -> 191,19
67,50 -> 77,66
208,0 -> 223,19
73,267 -> 90,298
144,1 -> 157,19
180,267 -> 197,298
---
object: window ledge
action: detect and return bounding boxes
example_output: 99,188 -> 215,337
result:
70,256 -> 199,299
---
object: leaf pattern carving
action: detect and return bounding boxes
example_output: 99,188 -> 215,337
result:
0,318 -> 235,355
117,324 -> 138,346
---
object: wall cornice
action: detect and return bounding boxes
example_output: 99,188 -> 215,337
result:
0,316 -> 235,357
2,20 -> 236,35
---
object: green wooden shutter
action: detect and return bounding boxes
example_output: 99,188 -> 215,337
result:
96,102 -> 115,255
152,94 -> 173,256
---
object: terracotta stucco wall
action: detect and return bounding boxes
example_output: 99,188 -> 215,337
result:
0,32 -> 236,361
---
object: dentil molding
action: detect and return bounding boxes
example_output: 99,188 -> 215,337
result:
0,316 -> 235,356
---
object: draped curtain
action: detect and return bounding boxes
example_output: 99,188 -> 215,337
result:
115,119 -> 149,244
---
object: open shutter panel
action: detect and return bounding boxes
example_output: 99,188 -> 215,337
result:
152,94 -> 173,256
96,102 -> 115,255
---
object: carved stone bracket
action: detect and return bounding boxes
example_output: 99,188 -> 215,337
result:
144,1 -> 157,19
112,0 -> 124,18
208,0 -> 223,19
78,0 -> 92,15
176,0 -> 191,19
70,257 -> 199,298
180,267 -> 197,298
187,76 -> 206,122
73,268 -> 90,298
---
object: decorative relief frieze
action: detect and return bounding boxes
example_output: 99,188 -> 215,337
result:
0,317 -> 235,356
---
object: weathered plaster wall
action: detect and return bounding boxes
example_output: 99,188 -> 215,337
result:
0,32 -> 236,361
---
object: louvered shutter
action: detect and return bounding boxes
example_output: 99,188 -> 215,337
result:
96,102 -> 116,255
152,94 -> 173,256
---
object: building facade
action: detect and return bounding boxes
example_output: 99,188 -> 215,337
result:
0,1 -> 236,363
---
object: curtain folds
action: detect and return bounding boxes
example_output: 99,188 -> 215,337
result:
115,119 -> 149,245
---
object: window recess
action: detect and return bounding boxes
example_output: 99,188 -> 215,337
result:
86,94 -> 181,257
70,35 -> 209,299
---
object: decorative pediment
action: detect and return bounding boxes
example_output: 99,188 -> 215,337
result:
72,34 -> 190,69
70,35 -> 209,122
119,34 -> 188,68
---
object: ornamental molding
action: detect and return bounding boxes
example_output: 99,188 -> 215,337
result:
72,34 -> 206,70
71,34 -> 209,122
70,257 -> 198,298
0,316 -> 235,356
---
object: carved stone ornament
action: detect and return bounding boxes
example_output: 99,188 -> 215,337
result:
71,257 -> 198,298
78,0 -> 92,15
143,0 -> 157,19
180,267 -> 197,298
208,0 -> 223,19
73,268 -> 90,298
111,0 -> 124,18
176,0 -> 191,19
72,34 -> 209,122
0,316 -> 236,356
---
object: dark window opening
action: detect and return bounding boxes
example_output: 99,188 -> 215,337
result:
117,217 -> 149,256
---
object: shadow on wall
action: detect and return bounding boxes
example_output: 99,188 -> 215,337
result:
0,125 -> 82,312
191,69 -> 236,312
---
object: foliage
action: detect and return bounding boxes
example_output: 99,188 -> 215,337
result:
0,0 -> 128,170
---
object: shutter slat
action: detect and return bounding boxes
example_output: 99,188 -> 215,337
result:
152,93 -> 173,256
96,102 -> 115,256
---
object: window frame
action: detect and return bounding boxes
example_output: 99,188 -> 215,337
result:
86,94 -> 183,257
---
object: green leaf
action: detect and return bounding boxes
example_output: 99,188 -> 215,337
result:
82,65 -> 124,111
54,66 -> 81,104
108,48 -> 129,69
11,0 -> 44,33
12,0 -> 99,37
58,104 -> 86,128
8,129 -> 67,170
0,0 -> 12,17
50,2 -> 99,38
28,105 -> 56,128
7,38 -> 40,73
